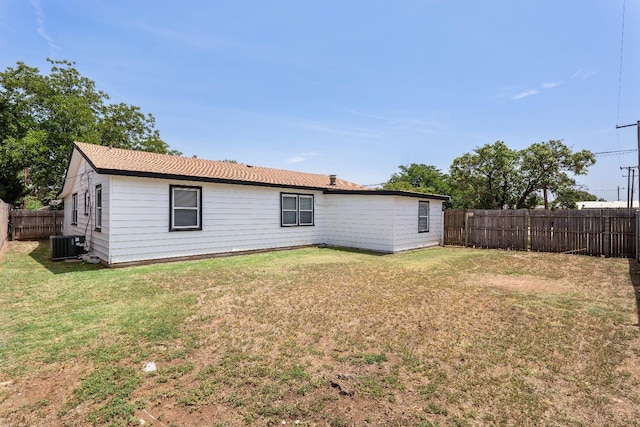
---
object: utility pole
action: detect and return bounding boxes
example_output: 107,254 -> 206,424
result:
621,166 -> 635,208
616,120 -> 640,205
616,120 -> 639,208
633,169 -> 636,208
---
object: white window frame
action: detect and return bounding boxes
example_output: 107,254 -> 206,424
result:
418,200 -> 429,233
170,185 -> 202,231
95,185 -> 102,231
281,194 -> 298,226
298,195 -> 314,226
281,193 -> 314,227
71,193 -> 78,225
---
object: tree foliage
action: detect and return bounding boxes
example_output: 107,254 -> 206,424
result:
515,140 -> 596,209
0,59 -> 179,205
385,140 -> 596,209
449,141 -> 520,209
448,140 -> 596,209
382,163 -> 449,195
449,140 -> 595,209
551,187 -> 602,209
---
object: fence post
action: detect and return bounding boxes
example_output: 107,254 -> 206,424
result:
603,209 -> 611,258
464,210 -> 470,247
524,209 -> 530,251
636,210 -> 640,262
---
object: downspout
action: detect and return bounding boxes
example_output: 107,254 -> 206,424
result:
108,175 -> 112,266
391,196 -> 396,253
440,203 -> 445,246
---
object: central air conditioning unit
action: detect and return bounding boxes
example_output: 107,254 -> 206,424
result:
50,235 -> 86,261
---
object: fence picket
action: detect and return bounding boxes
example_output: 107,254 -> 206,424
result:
10,210 -> 64,240
444,208 -> 637,258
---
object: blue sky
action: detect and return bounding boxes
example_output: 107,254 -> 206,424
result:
1,1 -> 639,201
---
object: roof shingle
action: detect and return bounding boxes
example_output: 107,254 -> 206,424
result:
74,142 -> 371,191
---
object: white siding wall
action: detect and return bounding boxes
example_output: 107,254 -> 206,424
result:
325,195 -> 395,252
391,197 -> 443,252
63,159 -> 446,264
61,158 -> 110,261
108,176 -> 326,264
324,194 -> 444,253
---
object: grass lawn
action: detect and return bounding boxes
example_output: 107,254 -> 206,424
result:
1,241 -> 639,427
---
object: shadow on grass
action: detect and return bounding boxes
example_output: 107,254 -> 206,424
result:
627,259 -> 640,328
320,245 -> 388,257
29,239 -> 104,275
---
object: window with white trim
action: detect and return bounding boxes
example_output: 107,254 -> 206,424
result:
281,193 -> 314,226
95,185 -> 102,231
71,193 -> 78,225
418,201 -> 429,232
170,185 -> 202,231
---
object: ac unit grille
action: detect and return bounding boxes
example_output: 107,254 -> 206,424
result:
50,235 -> 86,261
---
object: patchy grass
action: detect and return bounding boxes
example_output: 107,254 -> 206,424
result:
0,241 -> 639,426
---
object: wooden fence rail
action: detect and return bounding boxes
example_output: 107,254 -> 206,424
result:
444,208 -> 637,258
10,209 -> 64,240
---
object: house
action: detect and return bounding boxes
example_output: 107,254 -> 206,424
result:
58,142 -> 449,266
576,201 -> 636,209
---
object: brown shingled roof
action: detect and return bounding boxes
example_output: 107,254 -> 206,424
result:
74,142 -> 371,191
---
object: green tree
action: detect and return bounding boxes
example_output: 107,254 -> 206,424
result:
0,59 -> 179,205
552,187 -> 601,209
448,140 -> 595,209
516,140 -> 595,209
97,103 -> 178,154
449,141 -> 519,209
383,163 -> 449,195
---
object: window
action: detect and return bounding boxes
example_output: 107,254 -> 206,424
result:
71,193 -> 78,225
95,185 -> 102,231
170,185 -> 202,231
84,191 -> 89,215
281,193 -> 314,226
418,201 -> 429,232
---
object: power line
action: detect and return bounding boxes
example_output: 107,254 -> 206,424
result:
592,148 -> 636,157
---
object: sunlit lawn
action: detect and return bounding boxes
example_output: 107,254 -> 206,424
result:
1,241 -> 639,426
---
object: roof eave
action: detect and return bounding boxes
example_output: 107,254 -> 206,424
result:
95,168 -> 350,192
323,189 -> 450,200
56,143 -> 82,199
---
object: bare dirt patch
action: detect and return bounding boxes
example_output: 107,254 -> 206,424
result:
1,246 -> 639,426
3,240 -> 40,254
0,361 -> 86,427
472,273 -> 575,294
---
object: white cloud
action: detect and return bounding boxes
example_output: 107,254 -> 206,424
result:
510,80 -> 562,100
512,89 -> 539,100
287,120 -> 381,138
340,107 -> 447,134
30,0 -> 59,54
542,81 -> 562,89
134,22 -> 311,67
134,23 -> 235,51
286,152 -> 318,163
570,69 -> 595,79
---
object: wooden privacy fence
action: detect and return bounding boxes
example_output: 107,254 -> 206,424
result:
10,209 -> 64,240
444,208 -> 637,258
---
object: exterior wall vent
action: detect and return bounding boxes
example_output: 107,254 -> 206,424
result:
50,235 -> 86,261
